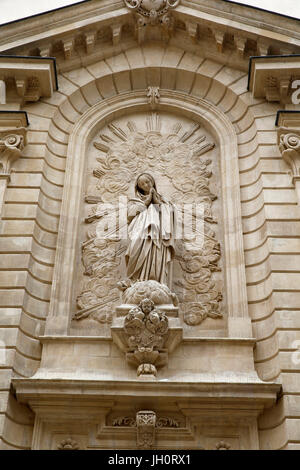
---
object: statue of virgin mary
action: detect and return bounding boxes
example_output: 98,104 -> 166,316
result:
125,173 -> 177,289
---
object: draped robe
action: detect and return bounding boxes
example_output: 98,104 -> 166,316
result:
125,198 -> 177,288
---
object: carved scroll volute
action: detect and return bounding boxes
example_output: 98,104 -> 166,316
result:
278,128 -> 300,183
0,129 -> 26,180
136,410 -> 156,449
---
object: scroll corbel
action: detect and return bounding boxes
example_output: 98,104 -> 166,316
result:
0,129 -> 26,217
278,128 -> 300,203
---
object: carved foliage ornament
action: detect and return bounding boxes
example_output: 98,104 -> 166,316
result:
124,298 -> 169,376
124,0 -> 180,27
124,0 -> 180,12
76,112 -> 222,327
136,410 -> 156,449
124,298 -> 169,351
112,415 -> 179,428
57,438 -> 80,450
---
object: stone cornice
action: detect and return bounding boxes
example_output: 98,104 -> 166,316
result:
0,0 -> 299,72
1,0 -> 299,50
12,377 -> 281,407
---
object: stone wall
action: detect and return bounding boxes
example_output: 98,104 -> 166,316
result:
0,0 -> 299,450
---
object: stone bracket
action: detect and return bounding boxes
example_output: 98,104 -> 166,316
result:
0,56 -> 57,105
0,129 -> 26,178
111,300 -> 183,379
278,127 -> 300,178
248,55 -> 300,104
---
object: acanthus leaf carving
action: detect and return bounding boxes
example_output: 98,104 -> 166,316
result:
112,416 -> 137,427
112,414 -> 180,428
123,298 -> 169,376
124,298 -> 169,350
156,416 -> 179,428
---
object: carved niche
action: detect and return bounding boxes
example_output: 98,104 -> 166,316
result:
73,110 -> 224,333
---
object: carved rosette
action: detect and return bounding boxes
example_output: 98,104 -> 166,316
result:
124,298 -> 169,377
57,438 -> 80,450
215,440 -> 231,450
136,410 -> 156,449
0,129 -> 26,180
278,128 -> 300,183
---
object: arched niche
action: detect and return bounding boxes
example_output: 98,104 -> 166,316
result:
44,89 -> 250,338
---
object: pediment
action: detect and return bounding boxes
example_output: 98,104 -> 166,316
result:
0,0 -> 299,76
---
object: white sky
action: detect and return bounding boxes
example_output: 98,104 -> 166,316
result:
0,0 -> 299,25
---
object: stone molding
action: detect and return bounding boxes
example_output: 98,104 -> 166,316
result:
276,110 -> 300,128
12,373 -> 280,449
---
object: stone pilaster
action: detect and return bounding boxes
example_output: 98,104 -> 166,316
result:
0,112 -> 27,217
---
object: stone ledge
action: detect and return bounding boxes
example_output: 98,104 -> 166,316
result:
0,110 -> 28,128
12,376 -> 281,415
276,110 -> 300,128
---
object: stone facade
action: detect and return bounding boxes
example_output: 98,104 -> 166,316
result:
0,0 -> 299,450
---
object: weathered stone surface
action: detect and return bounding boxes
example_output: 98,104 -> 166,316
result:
0,0 -> 299,451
